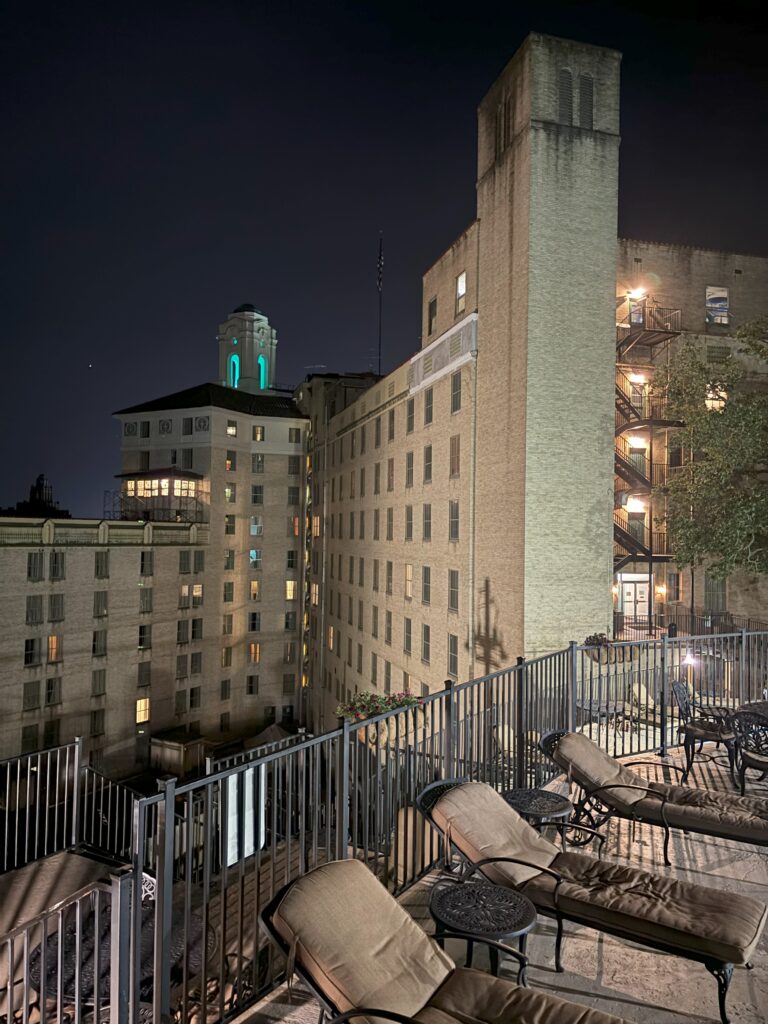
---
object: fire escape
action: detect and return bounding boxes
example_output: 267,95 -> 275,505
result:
613,300 -> 682,576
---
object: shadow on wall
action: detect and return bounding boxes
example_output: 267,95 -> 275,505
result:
466,577 -> 509,676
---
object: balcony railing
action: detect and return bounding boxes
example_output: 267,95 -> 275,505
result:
5,630 -> 768,1022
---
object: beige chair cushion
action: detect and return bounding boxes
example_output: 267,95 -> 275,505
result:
272,859 -> 453,1019
551,732 -> 647,811
414,967 -> 630,1024
635,782 -> 768,842
520,851 -> 767,965
430,783 -> 558,886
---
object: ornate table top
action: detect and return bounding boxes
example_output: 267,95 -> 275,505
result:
502,788 -> 573,819
430,881 -> 536,939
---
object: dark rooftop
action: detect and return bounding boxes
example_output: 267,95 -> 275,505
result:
231,303 -> 264,315
114,382 -> 305,418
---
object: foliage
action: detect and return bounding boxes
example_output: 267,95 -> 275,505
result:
336,690 -> 423,721
584,632 -> 611,648
653,328 -> 768,578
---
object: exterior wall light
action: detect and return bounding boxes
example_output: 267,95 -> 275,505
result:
627,434 -> 648,448
626,497 -> 646,513
705,387 -> 727,412
627,288 -> 646,300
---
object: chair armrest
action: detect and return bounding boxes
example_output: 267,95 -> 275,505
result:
563,822 -> 607,849
691,705 -> 732,725
327,1011 -> 420,1024
587,782 -> 664,802
470,856 -> 566,912
436,931 -> 528,972
472,856 -> 564,884
625,760 -> 687,778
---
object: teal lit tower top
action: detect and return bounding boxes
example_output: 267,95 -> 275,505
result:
218,304 -> 278,393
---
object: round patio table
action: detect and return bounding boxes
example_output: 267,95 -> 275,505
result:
501,788 -> 573,849
430,881 -> 536,982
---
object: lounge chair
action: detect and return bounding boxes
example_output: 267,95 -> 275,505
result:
417,779 -> 767,1024
260,858 -> 631,1024
540,729 -> 768,865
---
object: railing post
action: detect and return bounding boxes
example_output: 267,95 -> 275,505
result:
153,775 -> 176,1024
514,656 -> 525,788
72,736 -> 83,846
740,628 -> 748,702
335,717 -> 350,861
660,634 -> 669,757
110,868 -> 132,1024
443,679 -> 455,779
568,642 -> 578,733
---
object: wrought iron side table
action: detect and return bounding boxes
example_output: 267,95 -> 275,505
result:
501,788 -> 574,849
429,881 -> 536,981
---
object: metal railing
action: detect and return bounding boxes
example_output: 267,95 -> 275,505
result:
0,869 -> 132,1024
4,631 -> 768,1023
615,609 -> 768,639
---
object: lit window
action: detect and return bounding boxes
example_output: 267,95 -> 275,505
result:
250,515 -> 263,535
250,580 -> 261,601
225,483 -> 237,503
226,420 -> 237,436
405,563 -> 413,599
225,450 -> 237,471
286,580 -> 298,600
455,271 -> 466,315
312,515 -> 321,537
47,635 -> 63,663
173,479 -> 196,497
136,698 -> 150,724
250,549 -> 262,570
253,424 -> 265,442
311,583 -> 319,606
191,583 -> 204,607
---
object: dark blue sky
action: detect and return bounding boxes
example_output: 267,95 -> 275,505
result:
2,1 -> 766,516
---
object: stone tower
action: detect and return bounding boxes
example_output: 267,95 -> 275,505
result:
218,304 -> 278,393
474,34 -> 620,655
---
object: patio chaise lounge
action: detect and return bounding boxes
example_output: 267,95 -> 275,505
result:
417,779 -> 767,1024
541,730 -> 768,865
260,858 -> 632,1024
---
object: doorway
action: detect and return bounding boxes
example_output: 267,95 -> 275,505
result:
621,574 -> 650,621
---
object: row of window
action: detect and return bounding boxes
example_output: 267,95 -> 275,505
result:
326,625 -> 460,677
225,452 -> 302,474
225,422 -> 302,443
227,514 -> 301,537
25,549 -> 207,584
225,484 -> 301,505
325,500 -> 461,544
314,567 -> 460,622
321,375 -> 461,469
327,434 -> 460,504
222,579 -> 298,602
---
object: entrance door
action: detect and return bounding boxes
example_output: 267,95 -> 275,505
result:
623,581 -> 649,621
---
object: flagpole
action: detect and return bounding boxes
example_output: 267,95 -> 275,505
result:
377,233 -> 383,376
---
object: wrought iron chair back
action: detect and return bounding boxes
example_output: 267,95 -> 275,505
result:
671,681 -> 692,724
731,711 -> 768,795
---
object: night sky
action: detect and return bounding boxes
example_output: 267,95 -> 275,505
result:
2,1 -> 766,516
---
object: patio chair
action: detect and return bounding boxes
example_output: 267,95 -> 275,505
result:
417,779 -> 767,1024
731,710 -> 768,796
540,730 -> 768,866
671,681 -> 736,783
259,858 -> 631,1024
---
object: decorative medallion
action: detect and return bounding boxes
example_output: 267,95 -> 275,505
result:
159,419 -> 172,435
195,416 -> 210,432
124,422 -> 137,436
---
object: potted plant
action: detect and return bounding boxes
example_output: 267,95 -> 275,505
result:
583,632 -> 637,664
336,691 -> 424,747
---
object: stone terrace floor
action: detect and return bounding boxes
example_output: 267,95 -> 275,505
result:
237,749 -> 768,1024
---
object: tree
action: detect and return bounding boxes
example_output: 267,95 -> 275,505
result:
655,320 -> 768,578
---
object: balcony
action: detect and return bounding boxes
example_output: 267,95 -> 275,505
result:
616,302 -> 682,360
2,633 -> 768,1023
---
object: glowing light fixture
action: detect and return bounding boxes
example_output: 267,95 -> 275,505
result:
627,287 -> 646,300
628,372 -> 646,384
611,584 -> 619,596
683,650 -> 696,667
705,386 -> 727,412
626,496 -> 646,513
627,434 -> 648,448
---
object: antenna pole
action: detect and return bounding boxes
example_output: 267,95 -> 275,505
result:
377,233 -> 383,376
